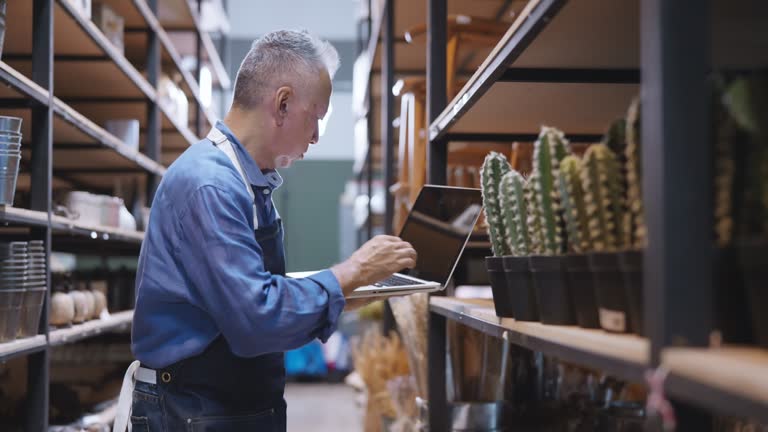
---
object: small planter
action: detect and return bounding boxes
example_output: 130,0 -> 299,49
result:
565,254 -> 599,329
503,256 -> 539,321
619,250 -> 643,336
738,240 -> 768,348
714,247 -> 753,344
529,256 -> 575,325
486,256 -> 513,318
589,252 -> 631,334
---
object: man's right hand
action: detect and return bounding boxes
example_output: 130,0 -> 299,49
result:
331,235 -> 417,297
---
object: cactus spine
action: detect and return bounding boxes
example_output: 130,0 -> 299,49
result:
500,170 -> 531,255
528,127 -> 571,255
558,156 -> 591,253
581,144 -> 627,251
625,98 -> 646,248
480,152 -> 512,256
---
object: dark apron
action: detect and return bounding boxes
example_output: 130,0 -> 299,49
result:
131,181 -> 288,430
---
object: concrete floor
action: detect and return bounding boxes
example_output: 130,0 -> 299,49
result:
285,383 -> 363,432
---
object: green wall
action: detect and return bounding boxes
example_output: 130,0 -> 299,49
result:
272,160 -> 353,272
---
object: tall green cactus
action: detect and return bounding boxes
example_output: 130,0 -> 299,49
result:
525,177 -> 544,255
581,144 -> 627,251
528,126 -> 571,255
625,97 -> 646,248
480,152 -> 512,256
717,75 -> 768,243
604,118 -> 627,157
558,155 -> 591,253
500,170 -> 531,255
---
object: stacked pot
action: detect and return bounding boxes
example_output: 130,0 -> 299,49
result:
0,241 -> 46,341
0,115 -> 22,206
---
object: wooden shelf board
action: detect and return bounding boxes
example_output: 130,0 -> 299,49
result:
452,81 -> 638,135
663,346 -> 768,422
0,335 -> 47,361
49,310 -> 134,346
0,206 -> 49,228
431,297 -> 649,381
51,215 -> 144,244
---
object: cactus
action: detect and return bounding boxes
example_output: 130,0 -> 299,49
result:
480,152 -> 512,256
558,155 -> 591,253
604,118 -> 627,157
500,170 -> 531,255
717,75 -> 768,243
625,97 -> 646,248
528,127 -> 571,255
581,144 -> 627,251
525,177 -> 544,255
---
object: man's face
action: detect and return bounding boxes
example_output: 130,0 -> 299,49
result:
272,69 -> 333,168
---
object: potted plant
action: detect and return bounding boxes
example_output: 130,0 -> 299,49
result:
618,98 -> 645,336
558,154 -> 600,329
499,170 -> 539,321
582,141 -> 632,333
480,152 -> 515,318
527,127 -> 575,325
715,75 -> 768,347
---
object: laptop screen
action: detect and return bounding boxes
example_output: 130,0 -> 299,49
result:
398,186 -> 483,285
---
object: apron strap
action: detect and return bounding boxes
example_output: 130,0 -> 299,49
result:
112,360 -> 141,432
207,127 -> 259,229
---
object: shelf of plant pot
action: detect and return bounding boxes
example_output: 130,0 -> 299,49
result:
661,347 -> 768,423
155,0 -> 231,89
429,0 -> 641,141
98,0 -> 218,129
430,296 -> 649,382
49,310 -> 133,347
50,215 -> 144,245
0,335 -> 48,362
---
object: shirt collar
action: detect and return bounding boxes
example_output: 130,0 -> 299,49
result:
215,120 -> 283,190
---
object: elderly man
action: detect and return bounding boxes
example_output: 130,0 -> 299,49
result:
116,30 -> 416,432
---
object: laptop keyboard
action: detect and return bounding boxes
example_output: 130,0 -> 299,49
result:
373,274 -> 417,287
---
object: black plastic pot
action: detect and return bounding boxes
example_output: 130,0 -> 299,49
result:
738,240 -> 768,348
529,256 -> 575,325
565,254 -> 600,329
486,256 -> 513,318
503,256 -> 539,321
589,252 -> 631,333
714,247 -> 754,344
619,250 -> 643,336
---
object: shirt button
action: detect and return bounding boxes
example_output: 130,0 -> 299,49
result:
262,189 -> 270,195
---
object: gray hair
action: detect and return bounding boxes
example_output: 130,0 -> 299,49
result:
232,30 -> 340,109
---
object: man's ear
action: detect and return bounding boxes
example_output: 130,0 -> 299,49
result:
274,86 -> 292,126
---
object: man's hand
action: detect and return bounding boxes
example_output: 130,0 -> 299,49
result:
331,235 -> 417,297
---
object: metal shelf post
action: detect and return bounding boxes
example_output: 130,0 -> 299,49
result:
426,0 -> 447,186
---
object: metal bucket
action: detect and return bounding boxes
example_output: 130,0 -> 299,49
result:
0,116 -> 23,135
0,152 -> 20,205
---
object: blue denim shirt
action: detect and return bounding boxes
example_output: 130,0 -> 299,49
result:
132,121 -> 346,369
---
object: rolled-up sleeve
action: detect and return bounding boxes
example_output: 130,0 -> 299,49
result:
177,185 -> 346,358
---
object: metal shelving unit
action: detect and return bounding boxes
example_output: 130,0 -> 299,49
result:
355,0 -> 768,430
0,0 -> 230,429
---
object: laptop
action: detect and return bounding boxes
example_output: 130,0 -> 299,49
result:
288,185 -> 483,299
